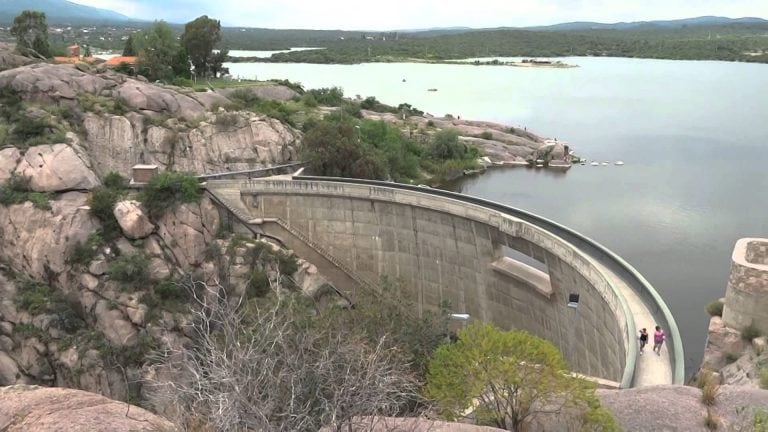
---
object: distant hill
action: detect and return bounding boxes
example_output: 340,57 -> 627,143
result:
526,16 -> 768,31
0,0 -> 135,24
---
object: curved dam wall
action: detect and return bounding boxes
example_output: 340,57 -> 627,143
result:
209,177 -> 643,386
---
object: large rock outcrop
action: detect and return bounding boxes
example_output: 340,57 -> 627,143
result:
0,192 -> 96,282
0,385 -> 175,432
0,63 -> 218,119
14,144 -> 100,191
79,110 -> 299,176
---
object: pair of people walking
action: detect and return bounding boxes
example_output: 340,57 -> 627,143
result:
638,326 -> 665,356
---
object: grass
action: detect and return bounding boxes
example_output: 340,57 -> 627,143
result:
706,300 -> 724,317
760,367 -> 768,390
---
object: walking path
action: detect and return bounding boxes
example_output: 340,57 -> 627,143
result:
599,268 -> 673,386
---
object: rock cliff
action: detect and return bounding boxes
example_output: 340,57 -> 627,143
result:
0,63 -> 300,177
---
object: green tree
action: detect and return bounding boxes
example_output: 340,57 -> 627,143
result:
134,21 -> 187,82
122,34 -> 136,56
210,48 -> 228,78
171,48 -> 191,79
302,120 -> 386,180
426,322 -> 617,431
10,10 -> 50,58
429,129 -> 467,160
83,45 -> 92,57
181,15 -> 221,78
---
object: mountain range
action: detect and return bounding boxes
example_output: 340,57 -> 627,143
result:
0,0 -> 133,24
0,0 -> 765,32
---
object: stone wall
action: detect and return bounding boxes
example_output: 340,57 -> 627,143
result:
723,238 -> 768,335
231,179 -> 630,383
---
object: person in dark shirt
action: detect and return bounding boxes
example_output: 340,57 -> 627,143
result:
639,328 -> 649,355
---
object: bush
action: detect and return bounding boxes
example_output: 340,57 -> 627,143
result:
102,171 -> 128,189
89,186 -> 123,240
15,278 -> 54,315
109,253 -> 150,287
724,352 -> 740,364
247,270 -> 271,298
479,131 -> 493,140
706,300 -> 724,317
140,172 -> 202,219
277,251 -> 298,276
742,323 -> 762,341
215,112 -> 240,128
155,278 -> 186,302
0,175 -> 50,209
306,87 -> 345,106
68,232 -> 104,267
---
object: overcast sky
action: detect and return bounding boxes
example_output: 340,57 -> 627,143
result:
71,0 -> 768,29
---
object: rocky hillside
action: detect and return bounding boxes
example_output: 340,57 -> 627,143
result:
0,61 -> 324,410
361,110 -> 570,165
0,63 -> 300,178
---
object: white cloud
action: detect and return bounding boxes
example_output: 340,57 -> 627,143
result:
70,0 -> 768,29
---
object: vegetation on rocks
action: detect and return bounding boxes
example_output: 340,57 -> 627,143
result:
10,10 -> 50,58
707,300 -> 724,317
302,117 -> 479,183
139,171 -> 202,219
0,88 -> 67,149
0,175 -> 51,210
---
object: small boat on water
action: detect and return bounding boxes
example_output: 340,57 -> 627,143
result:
615,161 -> 625,166
590,162 -> 599,166
427,88 -> 438,92
601,162 -> 609,166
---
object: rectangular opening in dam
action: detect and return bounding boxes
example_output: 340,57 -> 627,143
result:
491,246 -> 553,298
502,245 -> 548,272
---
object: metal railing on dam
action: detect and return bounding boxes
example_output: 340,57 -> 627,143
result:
292,175 -> 685,386
204,175 -> 684,387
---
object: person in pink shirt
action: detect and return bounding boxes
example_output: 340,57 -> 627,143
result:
652,325 -> 665,356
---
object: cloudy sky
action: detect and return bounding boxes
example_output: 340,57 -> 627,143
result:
71,0 -> 768,29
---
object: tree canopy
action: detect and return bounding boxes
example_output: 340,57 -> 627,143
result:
133,21 -> 189,82
181,15 -> 222,78
426,322 -> 618,431
10,10 -> 50,58
122,34 -> 136,56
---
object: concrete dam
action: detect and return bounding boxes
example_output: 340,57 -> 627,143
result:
205,175 -> 684,388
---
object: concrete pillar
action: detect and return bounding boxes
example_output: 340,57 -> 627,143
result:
722,238 -> 768,335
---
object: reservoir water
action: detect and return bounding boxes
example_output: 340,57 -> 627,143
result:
227,57 -> 768,376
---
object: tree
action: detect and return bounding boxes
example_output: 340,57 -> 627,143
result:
426,322 -> 618,431
10,10 -> 50,58
210,48 -> 228,78
83,45 -> 92,57
302,120 -> 387,180
181,15 -> 221,78
122,35 -> 136,56
429,129 -> 467,160
133,21 -> 187,82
